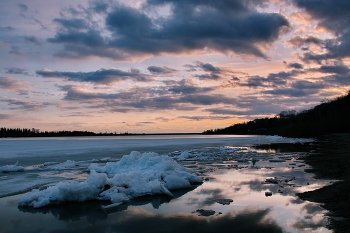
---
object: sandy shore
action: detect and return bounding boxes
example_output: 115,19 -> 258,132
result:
297,133 -> 350,233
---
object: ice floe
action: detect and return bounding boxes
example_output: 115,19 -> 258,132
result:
0,162 -> 25,173
18,151 -> 202,208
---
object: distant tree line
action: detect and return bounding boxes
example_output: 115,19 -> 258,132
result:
0,128 -> 140,138
203,92 -> 350,138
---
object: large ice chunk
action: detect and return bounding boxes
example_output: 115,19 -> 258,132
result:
18,151 -> 202,208
0,162 -> 25,173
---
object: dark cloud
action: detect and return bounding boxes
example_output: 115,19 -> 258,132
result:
138,122 -> 153,124
1,98 -> 52,111
18,4 -> 28,12
122,96 -> 180,110
287,35 -> 323,48
89,0 -> 110,13
178,94 -> 235,106
205,108 -> 262,116
47,29 -> 105,47
184,61 -> 225,80
317,65 -> 350,75
288,63 -> 303,69
47,0 -> 289,60
36,68 -> 155,85
321,74 -> 350,86
146,0 -> 270,12
178,115 -> 232,121
167,79 -> 216,94
195,61 -> 221,72
291,80 -> 326,90
23,36 -> 43,45
0,26 -> 14,31
194,73 -> 222,80
53,18 -> 90,30
147,66 -> 177,74
6,67 -> 29,75
307,64 -> 350,85
263,88 -> 319,97
238,70 -> 303,88
292,0 -> 350,63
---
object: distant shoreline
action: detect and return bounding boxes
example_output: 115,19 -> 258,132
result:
0,130 -> 200,138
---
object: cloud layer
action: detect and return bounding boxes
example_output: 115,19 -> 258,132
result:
47,0 -> 289,60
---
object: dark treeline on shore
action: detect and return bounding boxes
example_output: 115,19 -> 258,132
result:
0,128 -> 142,138
203,92 -> 350,138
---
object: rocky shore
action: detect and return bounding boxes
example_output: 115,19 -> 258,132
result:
297,133 -> 350,233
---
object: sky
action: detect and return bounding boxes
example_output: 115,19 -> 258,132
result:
0,0 -> 350,133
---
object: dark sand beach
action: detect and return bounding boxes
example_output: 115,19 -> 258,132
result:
297,133 -> 350,233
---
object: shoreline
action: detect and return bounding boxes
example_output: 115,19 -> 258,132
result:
297,133 -> 350,232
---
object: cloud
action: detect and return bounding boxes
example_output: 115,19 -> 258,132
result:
0,26 -> 14,31
1,98 -> 52,111
187,61 -> 239,80
204,93 -> 316,116
23,36 -> 43,45
291,80 -> 326,90
178,115 -> 232,121
0,76 -> 31,94
287,62 -> 303,69
167,79 -> 216,94
147,66 -> 177,74
155,117 -> 170,122
0,114 -> 12,120
9,45 -> 21,55
195,61 -> 221,72
58,83 -> 237,112
287,35 -> 323,48
53,18 -> 90,30
291,0 -> 350,63
36,68 -> 155,85
6,67 -> 29,75
263,88 -> 319,97
47,0 -> 289,60
18,4 -> 28,12
317,65 -> 350,75
238,69 -> 303,88
194,73 -> 222,80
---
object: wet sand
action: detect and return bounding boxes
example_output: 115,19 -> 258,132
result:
297,133 -> 350,232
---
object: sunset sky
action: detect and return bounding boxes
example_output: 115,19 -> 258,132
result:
0,0 -> 349,133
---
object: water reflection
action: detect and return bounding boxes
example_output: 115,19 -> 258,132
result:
18,188 -> 196,223
253,143 -> 314,153
32,207 -> 284,233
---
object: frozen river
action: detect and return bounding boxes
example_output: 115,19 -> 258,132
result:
0,135 -> 331,233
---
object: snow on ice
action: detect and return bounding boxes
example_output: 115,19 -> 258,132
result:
18,151 -> 202,208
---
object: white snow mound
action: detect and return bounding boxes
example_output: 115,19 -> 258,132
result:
18,151 -> 202,208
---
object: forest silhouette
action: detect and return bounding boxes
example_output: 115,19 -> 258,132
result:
203,92 -> 350,138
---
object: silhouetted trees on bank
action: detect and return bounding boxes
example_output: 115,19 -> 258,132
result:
0,128 -> 98,137
203,92 -> 350,138
0,128 -> 144,137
